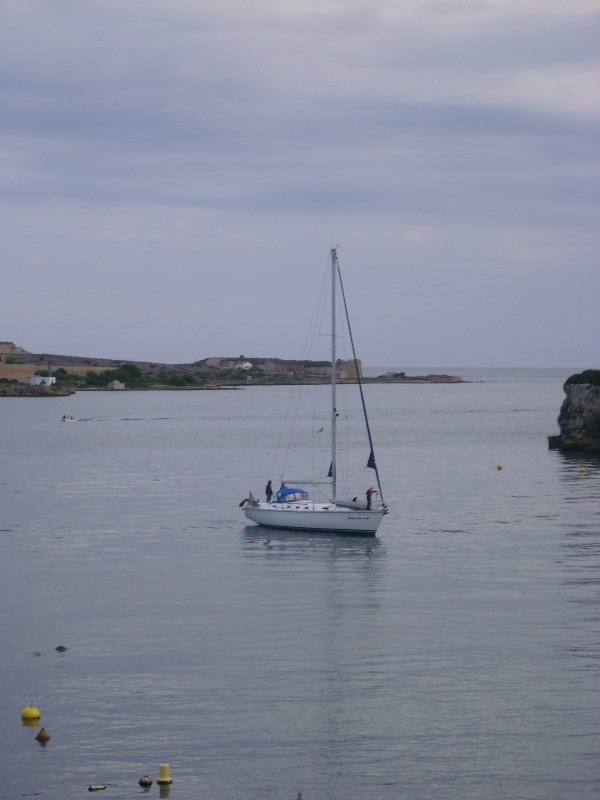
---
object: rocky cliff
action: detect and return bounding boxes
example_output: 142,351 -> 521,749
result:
548,370 -> 600,452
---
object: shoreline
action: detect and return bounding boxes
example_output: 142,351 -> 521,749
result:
0,374 -> 465,397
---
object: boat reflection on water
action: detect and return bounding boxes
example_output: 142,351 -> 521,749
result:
242,525 -> 383,556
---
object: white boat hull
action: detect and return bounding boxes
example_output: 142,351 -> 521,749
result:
244,502 -> 384,535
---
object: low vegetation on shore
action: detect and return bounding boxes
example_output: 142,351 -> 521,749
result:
564,369 -> 600,386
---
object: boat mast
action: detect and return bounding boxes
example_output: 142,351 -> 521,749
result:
330,247 -> 337,502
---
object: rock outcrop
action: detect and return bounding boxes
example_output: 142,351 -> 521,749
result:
548,370 -> 600,452
0,383 -> 74,397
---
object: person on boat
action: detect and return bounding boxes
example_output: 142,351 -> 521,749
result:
240,492 -> 256,509
265,480 -> 273,503
366,486 -> 377,510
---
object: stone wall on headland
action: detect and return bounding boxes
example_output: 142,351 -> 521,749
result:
548,371 -> 600,452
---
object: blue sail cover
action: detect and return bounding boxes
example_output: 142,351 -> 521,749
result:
275,487 -> 309,502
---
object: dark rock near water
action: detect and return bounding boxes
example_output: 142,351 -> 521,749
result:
0,383 -> 74,397
549,371 -> 600,452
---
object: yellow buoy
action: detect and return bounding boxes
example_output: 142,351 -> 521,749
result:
157,764 -> 173,785
497,464 -> 503,470
579,467 -> 587,474
21,706 -> 41,721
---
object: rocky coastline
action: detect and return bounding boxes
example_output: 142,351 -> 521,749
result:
0,383 -> 74,398
0,374 -> 461,396
548,370 -> 600,452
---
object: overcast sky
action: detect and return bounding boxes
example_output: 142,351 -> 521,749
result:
1,0 -> 598,368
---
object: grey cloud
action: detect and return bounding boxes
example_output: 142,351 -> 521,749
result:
0,0 -> 598,366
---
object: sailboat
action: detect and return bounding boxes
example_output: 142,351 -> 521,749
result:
242,248 -> 388,536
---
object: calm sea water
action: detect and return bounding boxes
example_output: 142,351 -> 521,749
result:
1,368 -> 598,800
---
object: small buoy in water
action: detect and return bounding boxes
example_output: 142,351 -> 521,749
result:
497,463 -> 503,470
55,645 -> 67,652
579,467 -> 587,474
157,764 -> 173,785
21,706 -> 41,721
139,776 -> 153,788
35,727 -> 50,742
